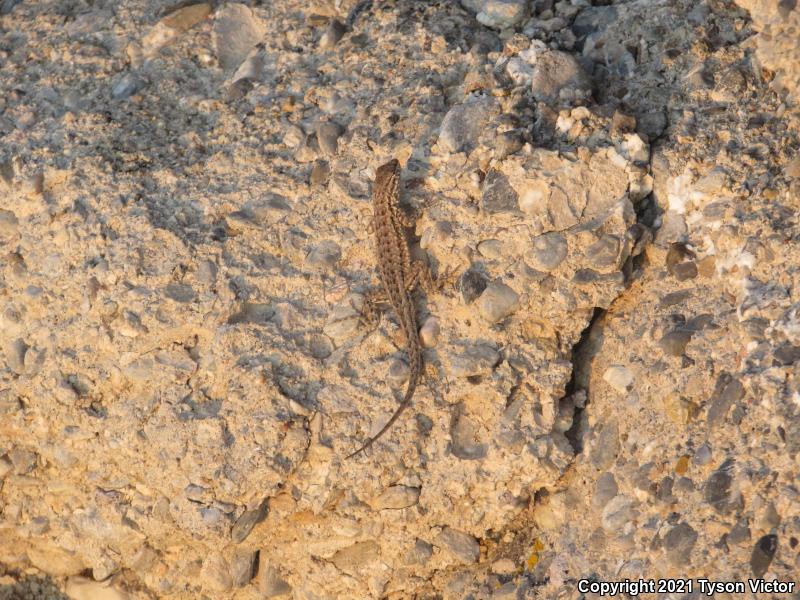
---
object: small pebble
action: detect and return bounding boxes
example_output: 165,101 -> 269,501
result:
419,316 -> 440,348
601,495 -> 635,531
437,527 -> 480,563
371,485 -> 421,510
315,122 -> 344,156
603,365 -> 633,394
664,522 -> 698,566
750,534 -> 778,577
231,500 -> 268,543
112,72 -> 144,100
319,19 -> 346,49
459,269 -> 488,304
306,240 -> 342,268
658,328 -> 692,356
476,281 -> 520,323
404,539 -> 433,565
439,96 -> 497,153
528,232 -> 568,271
449,345 -> 500,378
666,242 -> 697,280
310,160 -> 330,187
477,0 -> 528,28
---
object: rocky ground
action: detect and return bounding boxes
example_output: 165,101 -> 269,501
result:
1,0 -> 799,598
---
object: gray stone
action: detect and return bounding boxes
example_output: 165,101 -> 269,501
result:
658,328 -> 692,356
4,338 -> 28,374
450,411 -> 488,460
438,96 -> 496,153
8,446 -> 37,474
257,560 -> 292,598
449,345 -> 500,378
495,129 -> 524,159
750,534 -> 778,577
481,169 -> 520,215
591,420 -> 620,470
477,0 -> 528,29
664,523 -> 698,565
666,243 -> 697,280
112,72 -> 144,99
586,235 -> 621,269
437,527 -> 480,563
476,281 -> 520,323
704,459 -> 741,514
213,3 -> 265,71
592,472 -> 618,508
706,373 -> 745,429
310,160 -> 330,187
319,19 -> 346,49
372,486 -> 421,510
164,282 -> 197,303
531,50 -> 591,103
227,303 -> 275,325
528,232 -> 568,271
231,500 -> 268,543
230,550 -> 257,587
601,495 -> 635,531
458,269 -> 488,304
306,240 -> 342,268
0,208 -> 19,239
404,539 -> 433,565
315,122 -> 344,156
728,518 -> 751,545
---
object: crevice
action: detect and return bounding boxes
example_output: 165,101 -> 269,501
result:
563,306 -> 606,455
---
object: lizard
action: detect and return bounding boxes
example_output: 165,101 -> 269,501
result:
346,158 -> 428,459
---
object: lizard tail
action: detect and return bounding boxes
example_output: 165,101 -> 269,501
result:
345,344 -> 422,460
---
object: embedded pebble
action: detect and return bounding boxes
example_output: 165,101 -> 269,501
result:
112,73 -> 143,99
438,96 -> 497,153
315,122 -> 344,156
437,527 -> 480,563
231,501 -> 268,543
319,19 -> 346,49
603,365 -> 633,394
459,269 -> 488,303
0,208 -> 19,239
666,243 -> 698,280
706,373 -> 745,429
387,358 -> 410,387
257,559 -> 292,598
530,47 -> 591,103
481,170 -> 520,215
200,552 -> 232,592
449,345 -> 501,378
310,160 -> 330,187
475,281 -> 520,323
8,447 -> 37,474
528,232 -> 568,271
213,3 -> 266,71
592,472 -> 618,509
419,317 -> 440,348
704,459 -> 740,514
371,486 -> 421,510
601,495 -> 635,531
664,523 -> 698,566
306,240 -> 342,268
477,0 -> 528,28
164,282 -> 197,303
658,328 -> 692,356
750,534 -> 778,577
404,539 -> 433,565
230,550 -> 257,587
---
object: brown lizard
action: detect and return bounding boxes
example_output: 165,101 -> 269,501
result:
347,158 -> 427,459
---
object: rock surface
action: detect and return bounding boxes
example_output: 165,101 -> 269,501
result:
1,0 -> 799,598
